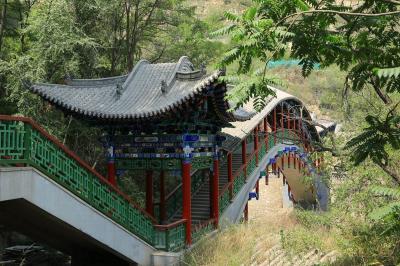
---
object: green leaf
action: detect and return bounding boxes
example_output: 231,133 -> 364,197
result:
370,186 -> 400,199
294,0 -> 310,11
373,66 -> 400,78
370,202 -> 400,220
244,6 -> 258,21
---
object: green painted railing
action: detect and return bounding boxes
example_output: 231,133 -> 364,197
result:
154,221 -> 186,251
0,116 -> 309,250
219,185 -> 230,215
0,117 -> 185,251
217,128 -> 306,216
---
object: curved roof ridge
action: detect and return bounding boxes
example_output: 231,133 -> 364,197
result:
122,59 -> 150,90
65,74 -> 129,87
164,56 -> 193,88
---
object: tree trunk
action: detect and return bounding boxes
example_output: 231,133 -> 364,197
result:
377,161 -> 400,186
0,0 -> 8,54
371,78 -> 392,105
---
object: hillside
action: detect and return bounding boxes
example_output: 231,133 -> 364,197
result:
191,0 -> 251,17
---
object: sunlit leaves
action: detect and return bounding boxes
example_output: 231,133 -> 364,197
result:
345,113 -> 400,165
374,66 -> 400,79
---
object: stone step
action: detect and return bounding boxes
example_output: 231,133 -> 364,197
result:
293,250 -> 318,266
319,250 -> 338,264
262,249 -> 285,266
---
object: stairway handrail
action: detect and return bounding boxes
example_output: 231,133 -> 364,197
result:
0,115 -> 158,223
154,219 -> 187,231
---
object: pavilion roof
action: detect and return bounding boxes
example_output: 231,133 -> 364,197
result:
27,57 -> 251,122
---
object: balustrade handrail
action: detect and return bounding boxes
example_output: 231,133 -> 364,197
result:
220,182 -> 231,196
222,143 -> 263,195
0,115 -> 157,223
154,219 -> 187,231
0,116 -> 190,252
0,116 -> 310,250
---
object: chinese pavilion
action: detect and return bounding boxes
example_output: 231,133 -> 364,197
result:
27,57 -> 258,243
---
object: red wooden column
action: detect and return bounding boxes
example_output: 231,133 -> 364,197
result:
159,170 -> 166,222
254,126 -> 259,164
264,117 -> 268,148
146,170 -> 154,216
228,153 -> 233,199
287,108 -> 291,168
242,139 -> 247,176
212,151 -> 220,227
182,158 -> 192,245
298,158 -> 301,172
273,108 -> 277,144
293,154 -> 296,169
107,160 -> 117,186
244,202 -> 249,222
281,103 -> 284,134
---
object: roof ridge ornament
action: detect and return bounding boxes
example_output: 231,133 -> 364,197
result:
115,83 -> 123,98
200,62 -> 206,75
161,80 -> 168,94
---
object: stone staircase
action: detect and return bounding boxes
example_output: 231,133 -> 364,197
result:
170,153 -> 244,226
250,244 -> 338,266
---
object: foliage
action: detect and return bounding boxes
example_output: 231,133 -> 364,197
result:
216,0 -> 400,185
346,112 -> 400,166
0,0 -> 226,174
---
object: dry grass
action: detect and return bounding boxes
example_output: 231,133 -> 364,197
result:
183,177 -> 298,266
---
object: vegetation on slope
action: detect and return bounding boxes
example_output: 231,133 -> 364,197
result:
0,0 -> 399,265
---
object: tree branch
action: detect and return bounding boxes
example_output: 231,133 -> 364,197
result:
0,0 -> 7,53
376,161 -> 400,186
277,9 -> 400,26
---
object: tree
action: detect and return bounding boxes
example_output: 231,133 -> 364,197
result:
216,0 -> 400,185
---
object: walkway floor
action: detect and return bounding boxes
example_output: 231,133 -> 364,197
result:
246,176 -> 338,266
248,175 -> 293,224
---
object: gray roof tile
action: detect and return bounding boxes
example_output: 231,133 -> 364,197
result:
28,57 -> 231,121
